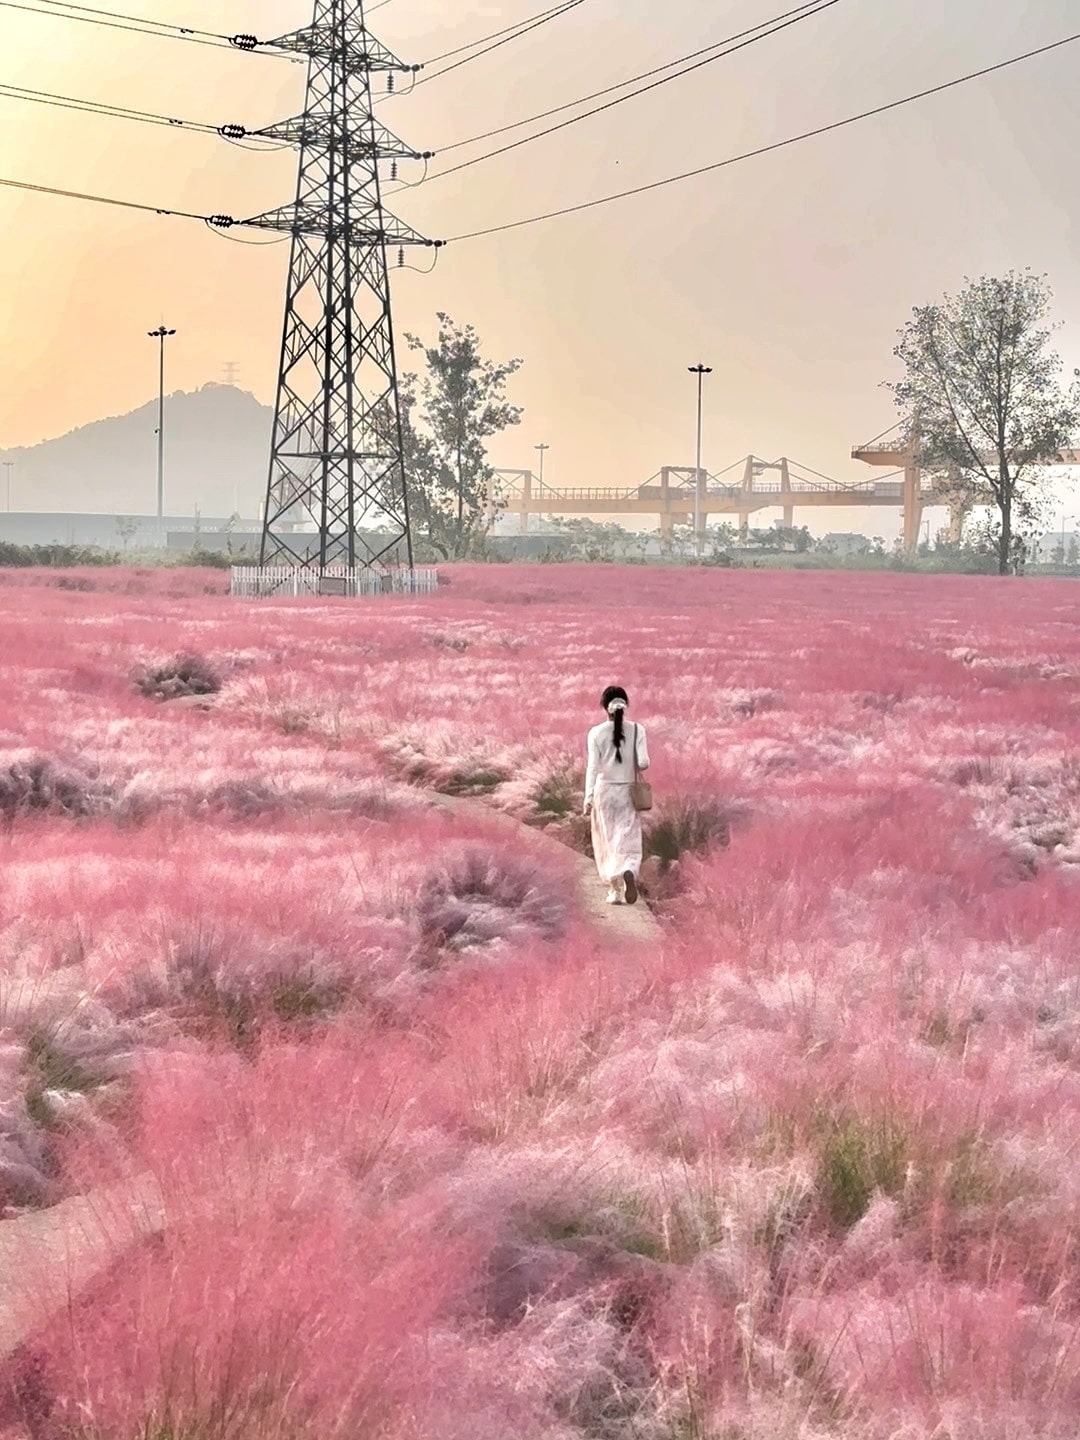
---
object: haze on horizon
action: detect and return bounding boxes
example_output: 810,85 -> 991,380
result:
1,0 -> 1079,538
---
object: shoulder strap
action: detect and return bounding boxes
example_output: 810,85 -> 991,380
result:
632,723 -> 639,780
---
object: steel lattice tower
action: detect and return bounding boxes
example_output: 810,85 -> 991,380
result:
248,0 -> 437,571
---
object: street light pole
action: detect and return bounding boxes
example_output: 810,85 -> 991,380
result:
2,461 -> 11,513
688,365 -> 712,557
534,442 -> 549,488
148,325 -> 176,519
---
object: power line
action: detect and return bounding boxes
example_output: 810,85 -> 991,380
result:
438,0 -> 827,154
0,0 -> 294,56
0,0 -> 234,47
1,30 -> 1077,251
423,0 -> 588,66
0,173 -> 213,222
429,0 -> 840,183
417,0 -> 588,84
19,0 -> 225,38
0,80 -> 221,133
0,80 -> 294,150
446,29 -> 1080,241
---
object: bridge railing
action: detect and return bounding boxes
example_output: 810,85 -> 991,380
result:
504,479 -> 914,505
499,483 -> 650,502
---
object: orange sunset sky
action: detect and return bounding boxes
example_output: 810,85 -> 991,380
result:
1,0 -> 1079,533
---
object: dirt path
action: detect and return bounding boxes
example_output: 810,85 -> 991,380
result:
0,748 -> 659,1363
0,965 -> 164,1364
0,1174 -> 164,1360
427,793 -> 661,948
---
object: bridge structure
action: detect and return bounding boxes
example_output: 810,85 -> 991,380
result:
492,455 -> 914,551
492,437 -> 1080,554
850,429 -> 1080,551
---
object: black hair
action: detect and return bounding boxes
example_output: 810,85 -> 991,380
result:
601,685 -> 629,761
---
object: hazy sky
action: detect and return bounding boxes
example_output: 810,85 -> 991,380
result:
2,0 -> 1079,533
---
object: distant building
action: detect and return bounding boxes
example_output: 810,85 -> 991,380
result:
818,532 -> 871,556
0,512 -> 242,550
1034,530 -> 1079,561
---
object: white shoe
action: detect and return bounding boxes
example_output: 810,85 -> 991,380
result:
605,889 -> 622,905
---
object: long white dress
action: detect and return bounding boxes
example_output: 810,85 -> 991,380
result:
584,719 -> 650,884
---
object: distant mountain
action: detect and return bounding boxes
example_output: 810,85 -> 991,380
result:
0,385 -> 273,517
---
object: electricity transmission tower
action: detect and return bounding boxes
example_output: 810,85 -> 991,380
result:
248,0 -> 438,572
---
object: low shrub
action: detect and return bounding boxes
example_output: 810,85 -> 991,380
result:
166,946 -> 348,1053
0,755 -> 109,822
645,795 -> 745,871
533,764 -> 582,821
0,541 -> 118,568
135,653 -> 222,701
416,846 -> 567,957
769,1104 -> 1036,1237
176,549 -> 234,570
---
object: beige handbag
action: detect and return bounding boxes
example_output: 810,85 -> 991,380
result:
629,722 -> 653,811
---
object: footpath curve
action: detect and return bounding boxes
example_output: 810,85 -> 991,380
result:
426,791 -> 661,948
0,773 -> 659,1364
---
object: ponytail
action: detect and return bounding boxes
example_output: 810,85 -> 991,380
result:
612,707 -> 625,761
601,684 -> 630,761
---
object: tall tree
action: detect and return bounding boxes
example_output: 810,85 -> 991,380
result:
888,270 -> 1080,575
401,314 -> 523,560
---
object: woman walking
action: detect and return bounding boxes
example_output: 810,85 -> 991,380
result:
584,685 -> 650,905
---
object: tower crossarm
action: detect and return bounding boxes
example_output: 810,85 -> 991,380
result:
250,114 -> 432,162
263,21 -> 416,73
241,202 -> 440,247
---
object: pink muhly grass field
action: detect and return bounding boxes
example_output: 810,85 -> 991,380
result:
0,563 -> 1078,1439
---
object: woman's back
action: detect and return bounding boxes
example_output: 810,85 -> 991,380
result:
587,718 -> 649,785
586,685 -> 649,905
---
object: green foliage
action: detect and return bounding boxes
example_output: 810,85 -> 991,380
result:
23,1025 -> 113,1131
645,796 -> 737,870
0,541 -> 119,567
401,313 -> 523,560
439,765 -> 509,796
136,653 -> 221,700
24,1029 -> 104,1095
178,548 -> 234,569
765,1104 -> 1038,1235
268,971 -> 346,1023
818,1113 -> 909,1230
533,764 -> 583,819
743,525 -> 814,553
545,517 -> 648,562
888,270 -> 1080,575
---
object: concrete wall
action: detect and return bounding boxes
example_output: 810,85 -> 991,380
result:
0,513 -> 241,549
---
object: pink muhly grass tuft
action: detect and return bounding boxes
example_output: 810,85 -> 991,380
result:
2,565 -> 1080,1437
0,752 -> 111,822
20,1200 -> 478,1440
786,1275 -> 1080,1436
414,843 -> 568,957
378,722 -> 526,797
133,651 -> 223,701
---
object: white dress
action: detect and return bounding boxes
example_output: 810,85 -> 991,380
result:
584,719 -> 650,884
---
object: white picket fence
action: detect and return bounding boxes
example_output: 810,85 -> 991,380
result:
230,565 -> 438,599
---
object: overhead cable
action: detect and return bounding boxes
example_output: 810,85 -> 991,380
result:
423,0 -> 588,66
438,0 -> 827,154
0,173 -> 216,222
1,32 -> 1076,248
0,80 -> 221,133
429,0 -> 840,182
417,0 -> 587,84
0,0 -> 295,56
17,0 -> 223,36
0,80 -> 293,148
445,29 -> 1080,240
